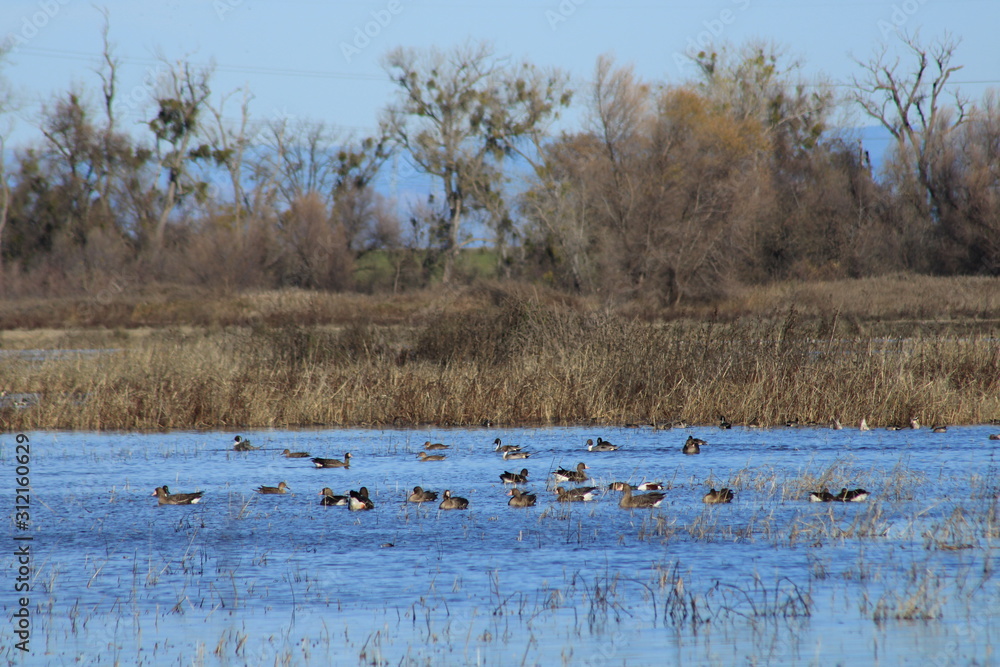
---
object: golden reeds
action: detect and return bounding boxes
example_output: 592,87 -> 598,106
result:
1,282 -> 999,430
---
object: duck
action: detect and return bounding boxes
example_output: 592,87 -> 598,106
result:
989,434 -> 1000,440
499,468 -> 529,484
719,415 -> 732,429
931,424 -> 947,433
439,489 -> 469,510
586,437 -> 618,452
808,488 -> 838,502
348,486 -> 375,511
502,450 -> 532,460
281,448 -> 311,458
618,484 -> 666,509
836,487 -> 870,502
494,438 -> 522,453
555,486 -> 598,502
507,488 -> 537,507
830,418 -> 843,430
233,435 -> 260,451
319,487 -> 348,506
859,418 -> 870,431
683,435 -> 703,455
417,451 -> 446,461
407,486 -> 438,503
552,462 -> 589,483
423,441 -> 449,450
607,481 -> 664,492
152,486 -> 204,505
256,481 -> 290,494
910,417 -> 921,429
702,488 -> 734,504
312,453 -> 351,468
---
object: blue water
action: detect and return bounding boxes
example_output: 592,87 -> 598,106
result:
1,426 -> 998,665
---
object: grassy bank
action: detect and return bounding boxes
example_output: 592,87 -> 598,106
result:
2,276 -> 999,429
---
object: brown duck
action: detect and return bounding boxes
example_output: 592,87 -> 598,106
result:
282,448 -> 311,458
439,489 -> 469,510
507,488 -> 537,507
618,484 -> 665,509
312,453 -> 351,468
256,481 -> 290,494
407,486 -> 439,503
152,486 -> 204,505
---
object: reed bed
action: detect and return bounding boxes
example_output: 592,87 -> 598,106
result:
2,289 -> 999,430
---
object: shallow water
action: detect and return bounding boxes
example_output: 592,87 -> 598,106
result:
1,425 -> 998,665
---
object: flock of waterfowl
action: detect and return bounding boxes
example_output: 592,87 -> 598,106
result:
149,431 -> 790,511
151,419 -> 1000,510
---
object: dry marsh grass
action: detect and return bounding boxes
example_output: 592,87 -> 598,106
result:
1,278 -> 999,430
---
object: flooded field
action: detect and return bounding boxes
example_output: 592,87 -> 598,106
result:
1,425 -> 998,665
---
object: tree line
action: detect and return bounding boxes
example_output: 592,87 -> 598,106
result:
0,26 -> 997,305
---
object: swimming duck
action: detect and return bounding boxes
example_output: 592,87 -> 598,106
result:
493,438 -> 521,453
439,489 -> 469,510
318,487 -> 348,506
683,435 -> 703,455
507,488 -> 537,507
910,417 -> 921,429
586,437 -> 618,452
618,484 -> 666,509
499,468 -> 529,484
830,418 -> 843,430
502,450 -> 532,460
152,486 -> 204,505
407,486 -> 439,503
281,448 -> 311,458
836,487 -> 870,502
417,451 -> 446,461
931,424 -> 947,433
552,462 -> 589,483
719,415 -> 732,429
555,486 -> 598,502
859,418 -> 870,431
424,441 -> 449,450
312,453 -> 351,468
608,481 -> 663,492
233,435 -> 260,451
348,486 -> 375,511
256,481 -> 290,494
702,488 -> 734,504
989,434 -> 1000,440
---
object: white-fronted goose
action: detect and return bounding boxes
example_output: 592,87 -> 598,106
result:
153,486 -> 204,505
282,448 -> 311,458
499,468 -> 529,484
494,438 -> 521,453
837,487 -> 870,502
256,481 -> 290,494
507,488 -> 537,507
417,451 -> 446,461
702,488 -> 734,504
618,484 -> 665,509
682,435 -> 703,455
233,435 -> 260,451
808,488 -> 836,502
586,437 -> 618,452
424,441 -> 449,450
407,486 -> 439,503
319,487 -> 348,506
348,486 -> 374,511
552,462 -> 588,483
555,486 -> 598,502
502,450 -> 532,460
312,453 -> 351,468
439,489 -> 469,510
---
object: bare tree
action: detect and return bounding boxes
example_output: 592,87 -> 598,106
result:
382,40 -> 570,283
851,32 -> 968,223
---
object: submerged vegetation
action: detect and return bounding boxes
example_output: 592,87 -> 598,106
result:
1,278 -> 998,431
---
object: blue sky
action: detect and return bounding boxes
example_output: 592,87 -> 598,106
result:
1,0 -> 998,151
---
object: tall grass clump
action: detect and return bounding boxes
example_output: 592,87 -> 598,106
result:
1,285 -> 999,429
